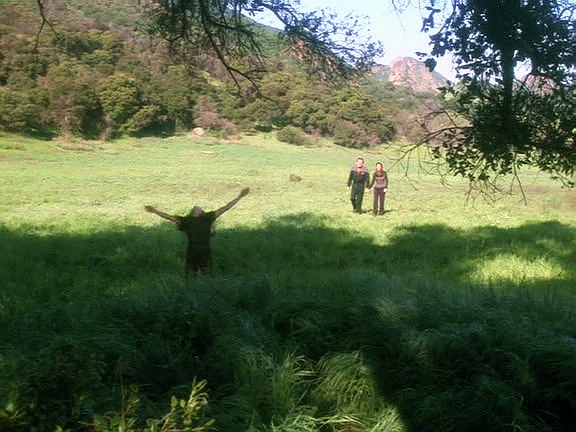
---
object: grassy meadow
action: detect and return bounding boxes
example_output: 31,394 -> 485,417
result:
0,132 -> 575,431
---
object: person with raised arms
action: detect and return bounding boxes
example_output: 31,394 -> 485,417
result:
145,187 -> 249,278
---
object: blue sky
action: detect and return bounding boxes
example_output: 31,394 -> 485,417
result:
256,0 -> 457,80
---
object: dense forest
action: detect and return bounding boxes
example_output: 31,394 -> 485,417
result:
0,0 -> 440,147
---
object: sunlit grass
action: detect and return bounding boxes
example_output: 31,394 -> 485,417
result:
472,254 -> 563,283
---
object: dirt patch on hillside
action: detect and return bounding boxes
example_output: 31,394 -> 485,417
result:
0,153 -> 36,162
57,140 -> 97,151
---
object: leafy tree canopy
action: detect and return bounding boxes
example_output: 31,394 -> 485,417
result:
413,0 -> 575,190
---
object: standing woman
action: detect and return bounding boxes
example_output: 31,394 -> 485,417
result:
347,157 -> 370,213
369,161 -> 389,215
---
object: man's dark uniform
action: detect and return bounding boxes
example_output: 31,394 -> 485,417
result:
347,166 -> 370,213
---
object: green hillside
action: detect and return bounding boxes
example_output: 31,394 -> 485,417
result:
0,0 -> 437,144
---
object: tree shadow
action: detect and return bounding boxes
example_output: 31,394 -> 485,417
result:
4,214 -> 572,293
1,214 -> 575,431
0,223 -> 183,299
216,214 -> 575,289
214,214 -> 576,431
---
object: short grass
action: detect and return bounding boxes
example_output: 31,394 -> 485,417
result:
0,132 -> 575,432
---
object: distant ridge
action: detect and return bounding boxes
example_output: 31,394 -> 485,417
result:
372,57 -> 450,94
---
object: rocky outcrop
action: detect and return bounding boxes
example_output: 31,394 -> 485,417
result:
373,57 -> 449,94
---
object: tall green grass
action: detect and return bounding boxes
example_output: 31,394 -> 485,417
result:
0,132 -> 574,431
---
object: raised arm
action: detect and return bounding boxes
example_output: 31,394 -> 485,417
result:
144,205 -> 179,224
214,187 -> 250,219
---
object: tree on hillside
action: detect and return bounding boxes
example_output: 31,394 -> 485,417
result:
97,73 -> 142,137
44,61 -> 103,138
409,0 -> 575,191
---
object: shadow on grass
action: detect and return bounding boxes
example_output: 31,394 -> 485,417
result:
2,214 -> 573,294
216,214 -> 576,288
0,214 -> 575,431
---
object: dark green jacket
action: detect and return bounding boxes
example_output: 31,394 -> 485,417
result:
347,167 -> 370,189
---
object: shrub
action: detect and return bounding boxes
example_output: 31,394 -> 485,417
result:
194,111 -> 238,136
276,126 -> 313,146
333,120 -> 379,148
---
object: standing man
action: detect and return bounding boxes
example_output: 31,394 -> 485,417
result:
347,157 -> 370,213
145,187 -> 249,278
